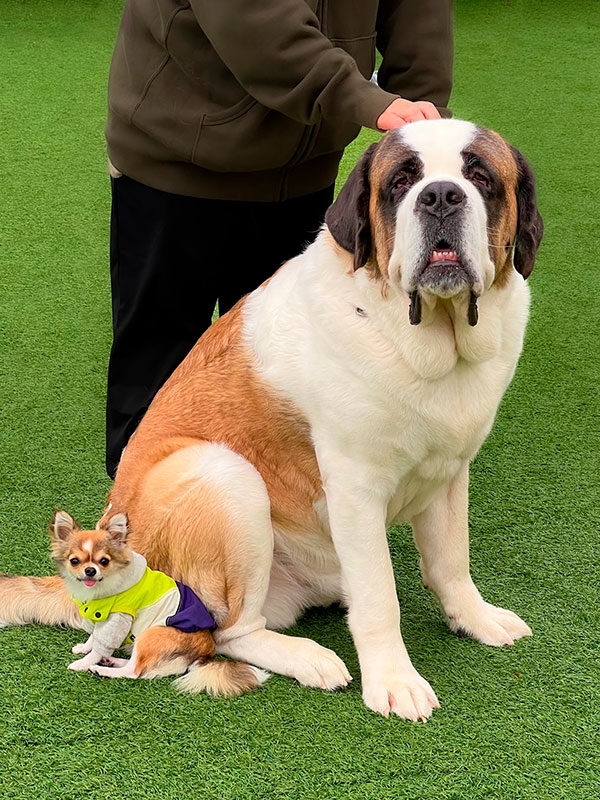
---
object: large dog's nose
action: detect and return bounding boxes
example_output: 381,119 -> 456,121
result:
417,181 -> 466,218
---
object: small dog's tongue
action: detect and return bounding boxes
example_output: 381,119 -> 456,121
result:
84,579 -> 96,587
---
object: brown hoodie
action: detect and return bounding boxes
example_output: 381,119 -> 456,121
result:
106,0 -> 453,202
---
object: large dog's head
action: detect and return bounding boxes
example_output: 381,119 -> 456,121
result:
325,120 -> 543,325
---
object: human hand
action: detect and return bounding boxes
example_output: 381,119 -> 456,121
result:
377,99 -> 441,131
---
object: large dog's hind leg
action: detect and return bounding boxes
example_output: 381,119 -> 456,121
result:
411,463 -> 532,646
134,442 -> 350,691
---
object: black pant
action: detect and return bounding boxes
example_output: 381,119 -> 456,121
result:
106,175 -> 335,477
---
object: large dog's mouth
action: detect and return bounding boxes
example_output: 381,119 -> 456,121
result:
416,238 -> 475,296
408,239 -> 480,327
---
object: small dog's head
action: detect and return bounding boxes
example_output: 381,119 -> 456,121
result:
49,510 -> 132,591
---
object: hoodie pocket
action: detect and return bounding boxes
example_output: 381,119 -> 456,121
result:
192,100 -> 309,173
191,32 -> 376,172
330,33 -> 377,80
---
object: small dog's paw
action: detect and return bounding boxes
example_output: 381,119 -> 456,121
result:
362,669 -> 440,721
89,665 -> 113,677
72,642 -> 92,655
0,621 -> 10,629
68,659 -> 93,672
98,656 -> 129,667
89,662 -> 135,678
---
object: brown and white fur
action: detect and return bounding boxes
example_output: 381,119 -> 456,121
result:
0,120 -> 542,720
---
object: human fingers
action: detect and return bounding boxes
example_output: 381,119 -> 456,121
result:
414,101 -> 441,120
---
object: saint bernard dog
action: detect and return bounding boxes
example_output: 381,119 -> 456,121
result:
1,120 -> 543,720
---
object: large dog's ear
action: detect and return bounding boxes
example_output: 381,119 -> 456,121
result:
510,146 -> 543,279
325,142 -> 378,271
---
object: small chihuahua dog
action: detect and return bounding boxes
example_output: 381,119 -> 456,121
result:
49,510 -> 266,695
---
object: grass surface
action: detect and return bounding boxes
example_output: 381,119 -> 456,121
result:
1,1 -> 599,798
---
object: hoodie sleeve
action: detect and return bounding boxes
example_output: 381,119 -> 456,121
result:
376,0 -> 454,117
188,0 -> 399,130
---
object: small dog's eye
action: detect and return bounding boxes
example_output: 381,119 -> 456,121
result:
99,557 -> 110,567
70,557 -> 80,566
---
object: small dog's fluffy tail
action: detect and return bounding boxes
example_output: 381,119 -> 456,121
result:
174,660 -> 270,697
0,574 -> 82,629
133,625 -> 269,697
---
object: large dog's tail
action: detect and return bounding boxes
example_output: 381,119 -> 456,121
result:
0,574 -> 82,629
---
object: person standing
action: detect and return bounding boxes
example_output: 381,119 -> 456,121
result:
105,0 -> 453,477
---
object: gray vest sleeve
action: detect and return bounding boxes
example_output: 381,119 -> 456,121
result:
91,612 -> 133,657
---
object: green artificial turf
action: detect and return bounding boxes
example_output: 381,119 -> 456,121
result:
0,1 -> 599,797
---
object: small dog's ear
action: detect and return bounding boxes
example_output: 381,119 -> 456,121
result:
325,142 -> 378,271
510,145 -> 543,279
107,513 -> 129,545
49,510 -> 79,543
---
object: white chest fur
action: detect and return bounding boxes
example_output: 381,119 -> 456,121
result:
244,234 -> 529,523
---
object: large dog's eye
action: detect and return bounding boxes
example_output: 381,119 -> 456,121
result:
463,153 -> 494,193
391,172 -> 415,197
384,157 -> 423,202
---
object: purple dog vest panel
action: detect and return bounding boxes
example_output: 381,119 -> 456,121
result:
166,582 -> 216,632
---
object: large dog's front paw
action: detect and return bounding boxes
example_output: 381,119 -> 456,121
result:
288,637 -> 352,691
447,600 -> 532,646
362,669 -> 440,721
